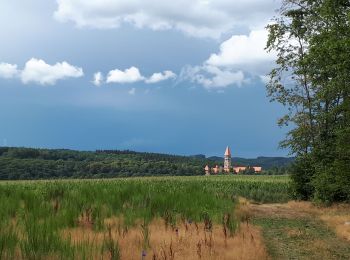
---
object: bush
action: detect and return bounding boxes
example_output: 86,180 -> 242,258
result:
290,155 -> 315,201
313,128 -> 350,204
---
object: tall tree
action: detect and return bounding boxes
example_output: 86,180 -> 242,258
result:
266,0 -> 350,202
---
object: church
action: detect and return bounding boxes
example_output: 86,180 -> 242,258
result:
204,146 -> 262,175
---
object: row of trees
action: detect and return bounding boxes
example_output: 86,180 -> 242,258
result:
0,148 -> 205,179
267,0 -> 350,203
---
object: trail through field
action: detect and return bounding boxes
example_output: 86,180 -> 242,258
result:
245,201 -> 350,260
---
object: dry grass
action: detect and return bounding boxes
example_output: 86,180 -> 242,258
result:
247,201 -> 350,259
281,201 -> 350,242
62,218 -> 269,260
245,199 -> 350,243
318,206 -> 350,242
285,227 -> 305,238
320,215 -> 350,241
248,201 -> 312,219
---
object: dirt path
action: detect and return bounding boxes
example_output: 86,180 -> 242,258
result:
243,200 -> 350,259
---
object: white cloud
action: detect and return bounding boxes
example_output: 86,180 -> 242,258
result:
206,29 -> 276,69
105,67 -> 176,85
181,65 -> 245,89
181,29 -> 276,89
92,71 -> 103,86
145,70 -> 176,84
0,59 -> 83,85
21,58 -> 83,85
0,63 -> 19,79
54,0 -> 279,38
128,88 -> 136,95
203,66 -> 244,88
106,67 -> 144,84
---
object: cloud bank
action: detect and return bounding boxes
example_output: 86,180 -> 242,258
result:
0,60 -> 176,87
0,29 -> 274,90
54,0 -> 279,38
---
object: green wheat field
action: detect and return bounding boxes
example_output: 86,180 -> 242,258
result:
0,175 -> 290,259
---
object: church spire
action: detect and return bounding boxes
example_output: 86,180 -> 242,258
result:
224,146 -> 231,157
224,146 -> 232,173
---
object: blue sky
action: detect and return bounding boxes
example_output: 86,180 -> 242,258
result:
0,0 -> 288,157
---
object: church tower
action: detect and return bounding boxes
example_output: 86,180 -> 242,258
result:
224,146 -> 232,173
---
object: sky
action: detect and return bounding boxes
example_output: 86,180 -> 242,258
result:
0,0 -> 288,158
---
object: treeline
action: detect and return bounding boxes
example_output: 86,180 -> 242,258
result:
0,147 -> 291,180
0,147 -> 205,180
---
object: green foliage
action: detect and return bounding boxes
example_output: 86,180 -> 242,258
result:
266,0 -> 350,203
264,166 -> 290,175
0,147 -> 207,180
20,216 -> 72,259
313,127 -> 350,203
290,155 -> 315,200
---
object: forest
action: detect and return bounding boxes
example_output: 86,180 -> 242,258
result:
0,147 -> 290,180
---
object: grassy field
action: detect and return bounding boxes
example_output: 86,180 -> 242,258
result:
0,175 -> 288,259
0,175 -> 349,259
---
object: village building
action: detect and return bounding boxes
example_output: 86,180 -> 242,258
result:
204,165 -> 210,176
204,146 -> 262,175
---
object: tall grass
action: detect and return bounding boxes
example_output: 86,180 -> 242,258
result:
0,224 -> 18,259
0,175 -> 290,257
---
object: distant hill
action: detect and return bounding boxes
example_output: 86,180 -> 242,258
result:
207,156 -> 295,169
0,147 -> 293,180
190,154 -> 206,159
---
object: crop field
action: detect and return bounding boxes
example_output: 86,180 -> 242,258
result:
0,175 -> 289,259
1,175 -> 349,259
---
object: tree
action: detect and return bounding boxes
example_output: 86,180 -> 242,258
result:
267,0 -> 350,203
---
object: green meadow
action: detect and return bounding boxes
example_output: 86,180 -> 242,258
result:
0,175 -> 290,259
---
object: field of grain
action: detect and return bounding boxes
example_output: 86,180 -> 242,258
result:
0,175 -> 289,259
